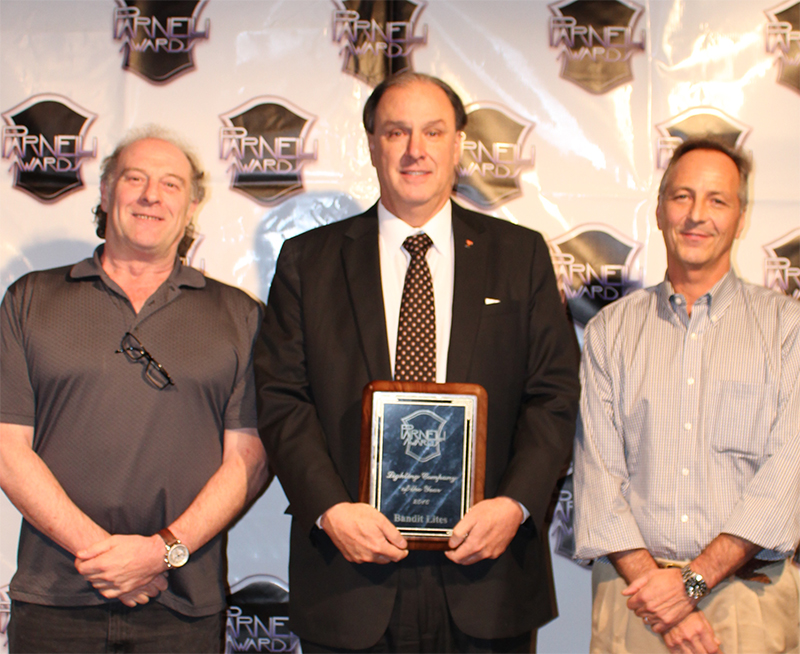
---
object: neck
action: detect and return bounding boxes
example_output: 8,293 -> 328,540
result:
385,197 -> 449,229
667,261 -> 730,313
101,247 -> 177,313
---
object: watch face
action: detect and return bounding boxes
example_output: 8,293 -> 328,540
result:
168,544 -> 190,568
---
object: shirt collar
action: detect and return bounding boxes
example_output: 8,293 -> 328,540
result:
69,245 -> 206,289
377,200 -> 452,256
660,269 -> 740,318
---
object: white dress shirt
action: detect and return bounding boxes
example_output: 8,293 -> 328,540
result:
378,200 -> 454,384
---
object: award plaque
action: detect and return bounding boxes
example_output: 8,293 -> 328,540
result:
359,381 -> 487,550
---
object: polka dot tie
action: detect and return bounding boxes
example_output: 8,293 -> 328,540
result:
395,233 -> 436,383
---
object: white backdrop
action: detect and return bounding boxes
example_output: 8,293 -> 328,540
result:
1,1 -> 798,652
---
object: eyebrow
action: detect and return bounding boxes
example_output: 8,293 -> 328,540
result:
120,167 -> 187,185
381,119 -> 449,130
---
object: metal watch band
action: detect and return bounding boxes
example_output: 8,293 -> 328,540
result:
681,564 -> 709,600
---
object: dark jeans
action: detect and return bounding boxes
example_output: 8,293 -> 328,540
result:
9,600 -> 224,653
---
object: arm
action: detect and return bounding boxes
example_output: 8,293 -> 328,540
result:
448,232 -> 579,564
0,422 -> 166,606
75,428 -> 268,597
623,534 -> 761,633
255,238 -> 407,563
0,422 -> 109,555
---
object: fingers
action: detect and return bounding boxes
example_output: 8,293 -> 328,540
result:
321,502 -> 409,564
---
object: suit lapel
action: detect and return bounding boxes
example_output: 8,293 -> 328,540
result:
447,205 -> 487,382
341,205 -> 393,381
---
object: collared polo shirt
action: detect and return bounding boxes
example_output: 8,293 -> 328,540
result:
0,247 -> 263,616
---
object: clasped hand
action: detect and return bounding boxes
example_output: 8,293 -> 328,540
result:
623,567 -> 697,633
75,534 -> 169,607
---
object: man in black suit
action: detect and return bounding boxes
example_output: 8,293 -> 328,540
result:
255,73 -> 579,653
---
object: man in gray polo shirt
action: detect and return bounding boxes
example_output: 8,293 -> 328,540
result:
0,127 -> 268,652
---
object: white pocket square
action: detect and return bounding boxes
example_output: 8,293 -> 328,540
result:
484,298 -> 500,305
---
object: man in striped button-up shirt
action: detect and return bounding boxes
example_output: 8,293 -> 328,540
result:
575,137 -> 800,654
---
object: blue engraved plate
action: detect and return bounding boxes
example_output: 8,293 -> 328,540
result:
370,392 -> 476,538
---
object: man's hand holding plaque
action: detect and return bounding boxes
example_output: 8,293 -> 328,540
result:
446,496 -> 524,565
320,502 -> 409,564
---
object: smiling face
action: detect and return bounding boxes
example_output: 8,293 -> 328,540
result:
368,80 -> 463,227
100,137 -> 197,263
657,148 -> 745,286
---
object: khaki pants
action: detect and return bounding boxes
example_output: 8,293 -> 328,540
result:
590,559 -> 799,654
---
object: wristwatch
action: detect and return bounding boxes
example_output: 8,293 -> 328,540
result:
158,528 -> 190,569
681,564 -> 709,600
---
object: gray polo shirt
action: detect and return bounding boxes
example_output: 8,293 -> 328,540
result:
0,246 -> 263,617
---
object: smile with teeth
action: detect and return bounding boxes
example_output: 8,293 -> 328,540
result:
133,213 -> 163,221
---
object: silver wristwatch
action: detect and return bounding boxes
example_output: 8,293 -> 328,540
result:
681,565 -> 709,600
158,528 -> 190,569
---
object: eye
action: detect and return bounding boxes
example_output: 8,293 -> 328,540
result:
426,129 -> 442,138
386,129 -> 404,139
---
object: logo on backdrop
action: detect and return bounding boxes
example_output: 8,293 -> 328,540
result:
548,0 -> 646,94
332,0 -> 428,87
113,0 -> 210,84
1,94 -> 97,202
226,575 -> 299,653
220,98 -> 318,206
549,224 -> 642,328
764,229 -> 800,300
765,1 -> 800,94
655,107 -> 751,169
454,103 -> 535,210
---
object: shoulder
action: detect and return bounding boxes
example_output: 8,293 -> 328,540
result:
583,285 -> 660,341
737,280 -> 800,335
283,207 -> 375,249
3,264 -> 78,303
453,203 -> 545,243
195,273 -> 263,313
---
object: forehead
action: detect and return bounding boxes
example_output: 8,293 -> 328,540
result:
117,138 -> 192,177
667,148 -> 739,189
374,81 -> 456,127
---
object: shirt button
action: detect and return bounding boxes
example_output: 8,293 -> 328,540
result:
682,468 -> 689,476
684,422 -> 692,430
687,378 -> 695,385
681,514 -> 689,523
690,333 -> 697,340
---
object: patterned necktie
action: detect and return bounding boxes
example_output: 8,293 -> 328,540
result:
395,233 -> 436,383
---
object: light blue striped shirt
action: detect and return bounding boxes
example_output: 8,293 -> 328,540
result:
574,271 -> 800,562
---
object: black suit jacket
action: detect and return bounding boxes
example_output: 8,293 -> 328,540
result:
255,202 -> 579,649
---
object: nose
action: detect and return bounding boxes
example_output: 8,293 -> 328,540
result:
405,129 -> 425,160
140,177 -> 160,204
687,198 -> 705,224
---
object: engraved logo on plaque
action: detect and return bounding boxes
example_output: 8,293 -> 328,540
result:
400,410 -> 446,463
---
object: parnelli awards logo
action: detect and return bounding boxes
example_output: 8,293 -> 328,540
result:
764,229 -> 800,300
655,107 -> 751,169
220,97 -> 318,206
454,103 -> 535,210
549,223 -> 642,327
113,0 -> 210,84
548,0 -> 645,94
332,0 -> 427,87
766,0 -> 800,94
2,94 -> 97,202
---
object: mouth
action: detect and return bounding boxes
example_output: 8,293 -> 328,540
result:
133,213 -> 163,222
